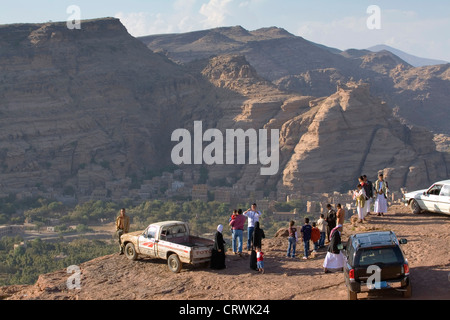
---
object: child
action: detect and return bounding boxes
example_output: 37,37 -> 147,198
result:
311,222 -> 320,253
301,218 -> 312,259
229,209 -> 237,235
287,220 -> 297,258
256,247 -> 264,274
316,214 -> 327,248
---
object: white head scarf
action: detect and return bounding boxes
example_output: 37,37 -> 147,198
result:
217,224 -> 223,233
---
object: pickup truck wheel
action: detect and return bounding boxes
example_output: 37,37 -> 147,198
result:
347,289 -> 357,300
410,200 -> 422,214
168,254 -> 182,273
125,243 -> 138,261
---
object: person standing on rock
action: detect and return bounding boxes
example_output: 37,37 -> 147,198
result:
316,214 -> 327,248
353,184 -> 367,223
325,204 -> 337,243
363,175 -> 374,216
115,208 -> 130,255
300,218 -> 312,259
243,203 -> 262,251
336,204 -> 345,229
210,224 -> 226,270
250,221 -> 265,270
229,208 -> 246,255
287,220 -> 298,258
374,173 -> 389,216
311,222 -> 320,253
256,247 -> 265,274
252,221 -> 265,251
323,224 -> 345,273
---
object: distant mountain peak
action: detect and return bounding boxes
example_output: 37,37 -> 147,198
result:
367,44 -> 449,67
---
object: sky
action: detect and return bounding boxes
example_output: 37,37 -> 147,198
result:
1,0 -> 449,62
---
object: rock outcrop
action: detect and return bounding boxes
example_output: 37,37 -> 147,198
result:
0,18 -> 212,192
278,82 -> 448,193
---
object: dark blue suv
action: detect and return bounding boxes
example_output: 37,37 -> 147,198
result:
343,231 -> 411,300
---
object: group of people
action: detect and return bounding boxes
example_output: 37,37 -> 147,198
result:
116,173 -> 390,274
323,172 -> 390,273
286,200 -> 345,259
353,173 -> 389,223
211,203 -> 265,273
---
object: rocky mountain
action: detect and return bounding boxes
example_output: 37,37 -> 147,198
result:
0,18 -> 448,200
367,44 -> 449,67
141,26 -> 450,135
182,54 -> 448,194
0,18 -> 215,193
277,82 -> 448,193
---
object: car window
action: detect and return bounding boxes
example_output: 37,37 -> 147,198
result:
346,238 -> 355,265
440,185 -> 450,197
427,184 -> 443,196
147,226 -> 157,239
356,247 -> 403,267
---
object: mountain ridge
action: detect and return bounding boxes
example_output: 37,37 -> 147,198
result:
0,18 -> 448,205
367,44 -> 449,67
141,25 -> 450,135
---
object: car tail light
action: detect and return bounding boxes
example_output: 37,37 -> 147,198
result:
402,263 -> 410,275
349,269 -> 355,281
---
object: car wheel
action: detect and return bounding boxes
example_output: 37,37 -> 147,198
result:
168,254 -> 182,273
410,199 -> 422,214
347,289 -> 357,300
125,243 -> 138,261
403,283 -> 412,298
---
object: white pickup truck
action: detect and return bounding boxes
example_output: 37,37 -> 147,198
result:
120,220 -> 214,273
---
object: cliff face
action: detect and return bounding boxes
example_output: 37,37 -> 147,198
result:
192,55 -> 448,193
0,18 -> 209,192
278,83 -> 447,193
0,19 -> 447,197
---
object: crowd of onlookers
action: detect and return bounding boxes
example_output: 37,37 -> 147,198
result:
115,173 -> 391,273
210,173 -> 391,273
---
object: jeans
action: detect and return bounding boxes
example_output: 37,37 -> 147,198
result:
313,241 -> 319,251
287,237 -> 296,257
232,229 -> 243,253
247,226 -> 255,250
303,239 -> 310,258
116,229 -> 124,253
319,232 -> 326,247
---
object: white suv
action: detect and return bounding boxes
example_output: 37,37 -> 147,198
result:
403,180 -> 450,215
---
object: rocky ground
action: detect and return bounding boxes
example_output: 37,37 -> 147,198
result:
1,204 -> 449,300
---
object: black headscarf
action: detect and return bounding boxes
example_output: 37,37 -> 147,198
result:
252,221 -> 265,249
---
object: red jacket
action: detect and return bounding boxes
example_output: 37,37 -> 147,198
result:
257,251 -> 264,261
311,227 -> 320,243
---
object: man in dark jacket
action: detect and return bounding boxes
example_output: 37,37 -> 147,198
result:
323,224 -> 344,273
363,175 -> 374,215
325,204 -> 337,243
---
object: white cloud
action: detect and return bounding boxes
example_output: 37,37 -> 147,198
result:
199,0 -> 234,28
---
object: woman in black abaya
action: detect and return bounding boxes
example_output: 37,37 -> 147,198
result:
210,224 -> 226,270
250,221 -> 265,270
